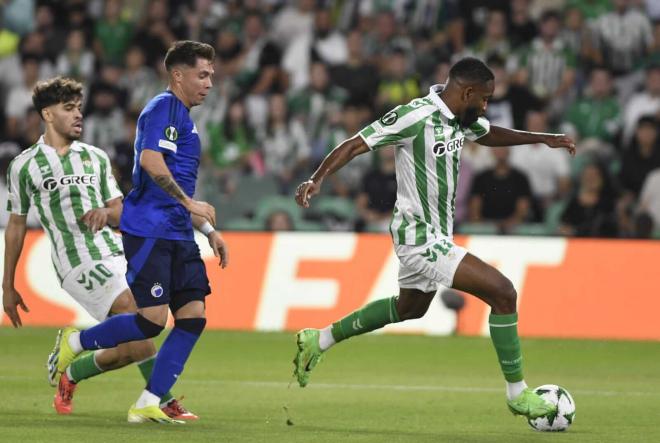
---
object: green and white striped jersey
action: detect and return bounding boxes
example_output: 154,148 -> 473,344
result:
6,136 -> 124,281
359,85 -> 490,246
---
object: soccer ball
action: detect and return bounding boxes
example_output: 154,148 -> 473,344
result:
527,384 -> 576,432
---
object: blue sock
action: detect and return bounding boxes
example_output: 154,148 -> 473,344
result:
79,314 -> 150,350
146,318 -> 205,397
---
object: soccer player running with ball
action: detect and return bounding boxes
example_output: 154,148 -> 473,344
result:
45,41 -> 228,424
293,57 -> 575,420
2,77 -> 196,419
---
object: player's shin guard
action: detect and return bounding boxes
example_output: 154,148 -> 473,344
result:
330,296 -> 400,343
146,318 -> 206,397
79,314 -> 163,350
489,312 -> 524,382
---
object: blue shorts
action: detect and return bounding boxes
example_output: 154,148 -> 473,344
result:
122,233 -> 211,312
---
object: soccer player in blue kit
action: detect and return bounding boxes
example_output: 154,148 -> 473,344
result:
48,41 -> 229,424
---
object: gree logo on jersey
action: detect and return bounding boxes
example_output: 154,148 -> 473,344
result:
432,136 -> 464,157
42,174 -> 97,191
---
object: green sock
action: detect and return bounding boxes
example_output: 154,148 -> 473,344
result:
331,296 -> 401,342
137,356 -> 174,404
489,312 -> 524,382
68,351 -> 103,383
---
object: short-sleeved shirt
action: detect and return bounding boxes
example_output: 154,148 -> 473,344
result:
359,84 -> 490,245
6,136 -> 123,280
120,91 -> 201,241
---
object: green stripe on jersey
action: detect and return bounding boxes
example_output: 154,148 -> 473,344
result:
432,112 -> 449,236
80,148 -> 122,255
397,210 -> 409,245
33,148 -> 81,269
90,150 -> 112,201
59,153 -> 102,260
450,150 -> 460,229
412,128 -> 429,245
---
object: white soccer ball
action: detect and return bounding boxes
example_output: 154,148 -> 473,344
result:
527,384 -> 576,432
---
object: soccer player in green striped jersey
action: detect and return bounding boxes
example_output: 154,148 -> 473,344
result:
292,58 -> 576,420
1,77 -> 196,420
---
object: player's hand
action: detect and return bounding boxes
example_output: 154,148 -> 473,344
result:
185,199 -> 216,226
2,286 -> 29,328
208,231 -> 229,268
543,134 -> 576,156
295,180 -> 321,208
81,208 -> 108,233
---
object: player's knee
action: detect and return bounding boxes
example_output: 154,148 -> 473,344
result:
492,279 -> 517,313
174,317 -> 206,336
135,313 -> 165,338
110,293 -> 137,315
396,302 -> 427,321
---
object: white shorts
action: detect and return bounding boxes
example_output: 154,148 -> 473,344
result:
395,236 -> 468,293
61,255 -> 129,322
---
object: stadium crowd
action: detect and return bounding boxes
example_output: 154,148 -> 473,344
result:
0,0 -> 659,238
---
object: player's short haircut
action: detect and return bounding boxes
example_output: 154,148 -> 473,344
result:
32,76 -> 83,119
164,40 -> 215,71
449,57 -> 494,86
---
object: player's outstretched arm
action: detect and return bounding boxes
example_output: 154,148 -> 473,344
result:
477,125 -> 576,155
140,149 -> 216,225
295,135 -> 369,208
2,214 -> 30,327
192,214 -> 229,268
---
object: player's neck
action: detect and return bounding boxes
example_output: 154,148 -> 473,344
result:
438,89 -> 461,117
43,130 -> 73,155
167,85 -> 192,109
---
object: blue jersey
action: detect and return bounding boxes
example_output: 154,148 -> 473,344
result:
120,91 -> 201,240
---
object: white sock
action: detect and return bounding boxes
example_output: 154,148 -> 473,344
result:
67,331 -> 83,354
506,380 -> 528,400
318,326 -> 336,351
66,366 -> 75,382
135,389 -> 161,409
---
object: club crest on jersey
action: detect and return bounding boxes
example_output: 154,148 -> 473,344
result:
380,111 -> 398,126
151,283 -> 164,298
41,174 -> 97,191
432,136 -> 464,157
164,126 -> 178,141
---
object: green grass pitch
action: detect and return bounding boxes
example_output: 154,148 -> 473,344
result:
1,327 -> 659,442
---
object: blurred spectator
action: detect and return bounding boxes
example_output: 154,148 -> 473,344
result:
376,48 -> 420,113
560,6 -> 593,63
470,10 -> 512,61
94,0 -> 134,65
590,0 -> 653,78
206,99 -> 259,193
564,67 -> 620,143
559,162 -> 619,237
619,116 -> 660,196
261,94 -> 310,192
508,0 -> 537,49
131,0 -> 178,67
178,0 -> 225,44
34,4 -> 65,63
458,0 -> 510,47
516,10 -> 576,114
283,8 -> 348,90
109,111 -> 139,195
639,168 -> 660,229
4,54 -> 41,140
83,83 -> 124,149
461,140 -> 495,173
119,45 -> 159,113
355,147 -> 397,232
67,1 -> 94,41
486,55 -> 540,130
363,10 -> 413,71
271,0 -> 315,51
2,0 -> 35,36
264,209 -> 295,231
469,147 -> 533,233
622,63 -> 660,144
18,107 -> 42,148
565,0 -> 612,22
510,110 -> 572,220
0,143 -> 40,228
289,62 -> 347,160
56,28 -> 95,82
328,30 -> 379,108
18,31 -> 55,79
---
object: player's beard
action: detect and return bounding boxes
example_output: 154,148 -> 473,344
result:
459,106 -> 481,128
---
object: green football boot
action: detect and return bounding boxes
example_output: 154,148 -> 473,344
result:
293,329 -> 324,387
127,404 -> 185,424
507,388 -> 557,419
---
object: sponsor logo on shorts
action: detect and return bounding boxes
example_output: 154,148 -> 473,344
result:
151,283 -> 164,298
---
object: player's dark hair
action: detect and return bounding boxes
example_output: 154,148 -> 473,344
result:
164,40 -> 215,71
32,76 -> 83,119
449,57 -> 494,85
